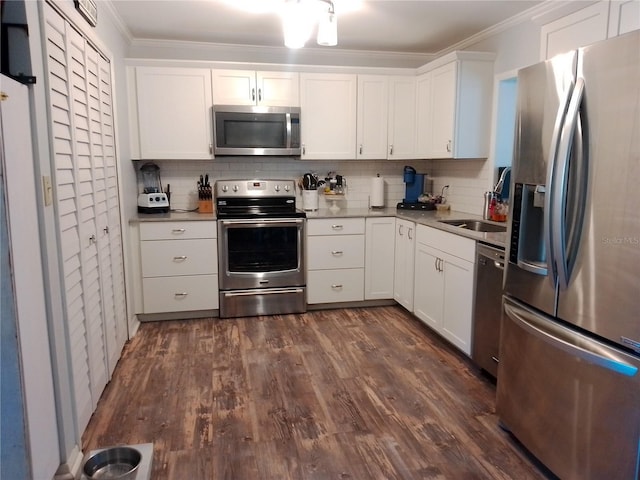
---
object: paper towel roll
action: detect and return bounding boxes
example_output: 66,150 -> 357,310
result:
370,175 -> 385,208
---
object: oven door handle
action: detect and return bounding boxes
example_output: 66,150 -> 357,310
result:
220,219 -> 305,227
222,288 -> 305,297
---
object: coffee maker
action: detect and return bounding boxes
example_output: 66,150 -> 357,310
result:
397,166 -> 433,210
137,162 -> 169,213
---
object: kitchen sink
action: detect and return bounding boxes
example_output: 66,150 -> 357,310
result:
438,219 -> 507,233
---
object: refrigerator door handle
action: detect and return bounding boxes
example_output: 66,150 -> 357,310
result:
504,300 -> 638,377
544,80 -> 575,287
552,77 -> 586,289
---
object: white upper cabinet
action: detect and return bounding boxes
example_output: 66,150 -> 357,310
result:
387,76 -> 417,159
212,69 -> 299,106
356,75 -> 389,159
539,2 -> 610,60
417,52 -> 494,159
300,73 -> 357,160
429,62 -> 457,158
608,0 -> 640,37
133,67 -> 213,160
538,0 -> 640,60
416,72 -> 432,157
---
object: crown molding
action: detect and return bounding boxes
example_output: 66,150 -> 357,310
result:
432,0 -> 583,58
102,0 -> 134,44
127,38 -> 435,68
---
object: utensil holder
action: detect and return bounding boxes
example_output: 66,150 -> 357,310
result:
302,189 -> 319,211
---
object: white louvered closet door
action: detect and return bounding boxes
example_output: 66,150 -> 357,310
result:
43,4 -> 126,435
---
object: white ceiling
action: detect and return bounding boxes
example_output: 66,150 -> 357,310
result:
109,0 -> 544,55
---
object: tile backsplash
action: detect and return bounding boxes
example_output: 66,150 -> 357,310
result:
136,158 -> 431,211
134,157 -> 493,215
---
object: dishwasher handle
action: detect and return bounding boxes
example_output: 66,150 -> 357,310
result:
477,244 -> 505,269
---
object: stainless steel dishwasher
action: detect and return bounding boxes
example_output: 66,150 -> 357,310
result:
472,243 -> 505,378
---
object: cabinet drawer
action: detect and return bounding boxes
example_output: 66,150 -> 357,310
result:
139,221 -> 216,240
307,218 -> 365,236
141,239 -> 217,277
307,268 -> 364,304
143,274 -> 219,313
416,224 -> 475,262
307,235 -> 365,270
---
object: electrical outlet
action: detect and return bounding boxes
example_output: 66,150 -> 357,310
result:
42,176 -> 53,206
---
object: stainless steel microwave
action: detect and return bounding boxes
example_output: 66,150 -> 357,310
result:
213,105 -> 301,156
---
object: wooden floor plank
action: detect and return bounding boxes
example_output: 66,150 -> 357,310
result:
82,306 -> 553,479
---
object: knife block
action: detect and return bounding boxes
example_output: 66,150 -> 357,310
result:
198,199 -> 213,213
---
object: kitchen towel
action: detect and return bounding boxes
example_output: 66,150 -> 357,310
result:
370,174 -> 385,208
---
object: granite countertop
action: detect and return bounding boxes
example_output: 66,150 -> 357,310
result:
132,207 -> 507,249
306,207 -> 507,249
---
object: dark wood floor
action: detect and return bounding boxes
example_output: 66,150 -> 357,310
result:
82,306 -> 551,479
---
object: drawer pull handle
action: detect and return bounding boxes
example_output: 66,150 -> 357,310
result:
173,256 -> 188,261
331,284 -> 343,289
331,250 -> 343,255
331,225 -> 343,230
175,292 -> 188,297
172,229 -> 186,233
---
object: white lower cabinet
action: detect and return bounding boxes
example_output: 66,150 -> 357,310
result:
413,225 -> 475,355
139,221 -> 218,313
307,218 -> 365,304
394,218 -> 415,311
365,217 -> 396,300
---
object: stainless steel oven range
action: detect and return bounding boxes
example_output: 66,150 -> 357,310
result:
216,179 -> 306,318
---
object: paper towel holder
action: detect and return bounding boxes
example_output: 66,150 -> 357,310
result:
369,173 -> 385,209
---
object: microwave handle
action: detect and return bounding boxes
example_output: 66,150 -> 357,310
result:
286,112 -> 292,149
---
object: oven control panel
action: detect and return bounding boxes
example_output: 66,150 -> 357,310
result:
215,179 -> 295,197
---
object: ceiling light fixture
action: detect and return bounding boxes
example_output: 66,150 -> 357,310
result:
282,0 -> 338,49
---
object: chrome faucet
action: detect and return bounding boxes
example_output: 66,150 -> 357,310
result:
494,167 -> 511,196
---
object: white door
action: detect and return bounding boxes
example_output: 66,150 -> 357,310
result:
393,219 -> 415,310
413,242 -> 444,331
388,76 -> 417,159
356,75 -> 388,159
256,71 -> 299,106
300,73 -> 357,159
441,256 -> 474,355
136,67 -> 213,159
416,72 -> 432,157
364,217 -> 395,299
430,62 -> 457,158
212,69 -> 256,105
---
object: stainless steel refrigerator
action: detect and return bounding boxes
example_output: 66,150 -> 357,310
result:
498,30 -> 640,480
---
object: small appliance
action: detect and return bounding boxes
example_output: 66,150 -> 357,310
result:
213,105 -> 301,156
397,166 -> 434,210
137,162 -> 169,213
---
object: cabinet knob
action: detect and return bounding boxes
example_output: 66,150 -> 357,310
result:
399,225 -> 404,236
331,250 -> 343,256
389,144 -> 394,155
89,234 -> 96,244
173,256 -> 188,261
103,226 -> 109,234
408,227 -> 413,240
302,144 -> 306,155
258,88 -> 262,102
331,284 -> 343,289
359,144 -> 363,155
446,140 -> 452,152
251,88 -> 256,102
172,228 -> 186,234
174,292 -> 188,297
331,224 -> 343,230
